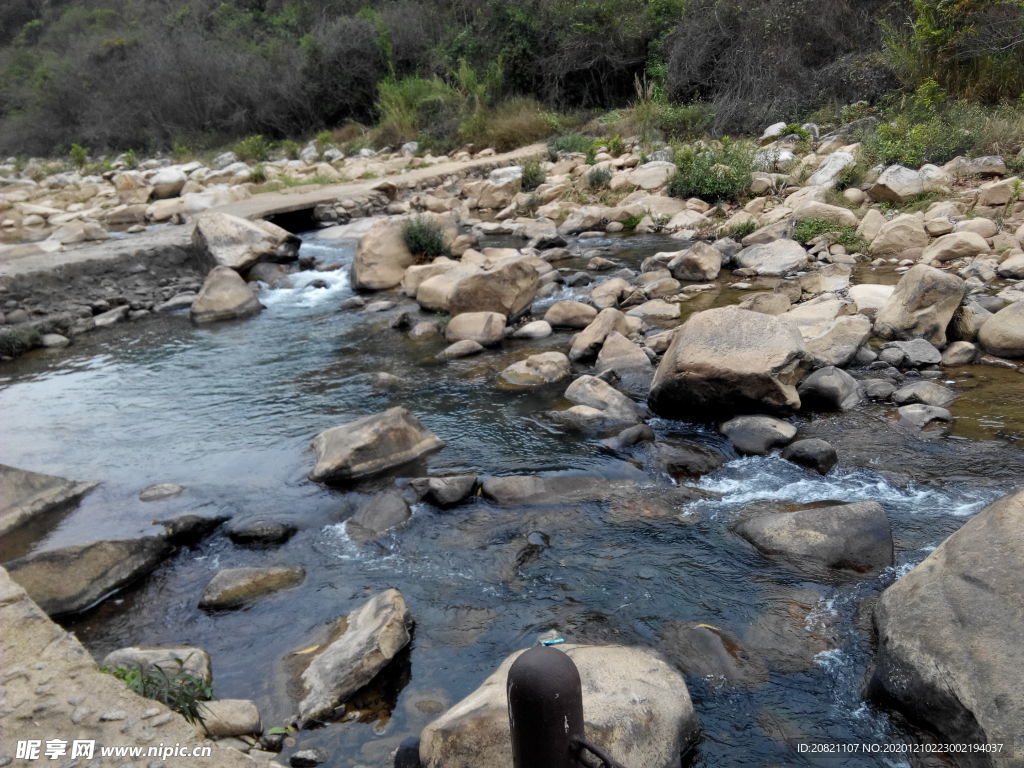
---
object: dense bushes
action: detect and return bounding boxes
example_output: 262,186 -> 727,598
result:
667,141 -> 754,203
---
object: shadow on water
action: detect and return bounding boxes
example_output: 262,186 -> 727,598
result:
0,229 -> 1021,767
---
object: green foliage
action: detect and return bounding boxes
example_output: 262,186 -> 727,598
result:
587,166 -> 612,189
833,161 -> 867,191
883,0 -> 1024,103
621,214 -> 643,230
250,164 -> 268,183
721,220 -> 757,239
233,134 -> 272,163
315,131 -> 333,153
459,97 -> 556,152
102,660 -> 213,727
122,149 -> 139,169
0,326 -> 41,357
667,140 -> 753,203
279,139 -> 300,160
68,143 -> 88,169
376,75 -> 461,147
171,142 -> 191,162
401,216 -> 451,263
628,75 -> 713,142
520,158 -> 545,192
549,133 -> 595,156
607,135 -> 626,156
782,123 -> 811,142
793,218 -> 867,251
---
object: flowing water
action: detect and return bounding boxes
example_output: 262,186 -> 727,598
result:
1,230 -> 1021,767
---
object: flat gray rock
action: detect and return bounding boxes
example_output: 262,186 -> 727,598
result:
0,464 -> 97,538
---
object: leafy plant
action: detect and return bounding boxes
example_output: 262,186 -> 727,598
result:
721,220 -> 757,240
621,214 -> 643,230
171,142 -> 192,162
234,134 -> 273,163
0,326 -> 41,357
279,139 -> 301,160
548,133 -> 594,156
69,143 -> 89,169
607,135 -> 626,156
587,166 -> 612,189
520,157 -> 545,192
793,218 -> 867,251
102,659 -> 213,727
315,131 -> 334,154
122,149 -> 139,169
250,164 -> 268,183
667,139 -> 753,203
401,216 -> 450,263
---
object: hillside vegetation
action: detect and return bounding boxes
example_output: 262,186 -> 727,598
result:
1,0 -> 1023,157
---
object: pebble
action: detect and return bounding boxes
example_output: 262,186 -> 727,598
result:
100,709 -> 128,721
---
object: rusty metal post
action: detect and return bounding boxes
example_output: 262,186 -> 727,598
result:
507,645 -> 585,768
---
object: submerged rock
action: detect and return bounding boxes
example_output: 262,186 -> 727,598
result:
0,463 -> 97,538
224,516 -> 297,547
309,407 -> 445,484
869,488 -> 1024,755
345,490 -> 411,543
297,588 -> 413,725
199,566 -> 305,609
497,351 -> 571,388
733,501 -> 893,577
719,415 -> 797,455
409,475 -> 477,508
661,621 -> 769,687
138,482 -> 185,501
419,644 -> 699,768
781,438 -> 838,475
6,536 -> 172,616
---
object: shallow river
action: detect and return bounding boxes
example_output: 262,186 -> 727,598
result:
1,230 -> 1021,767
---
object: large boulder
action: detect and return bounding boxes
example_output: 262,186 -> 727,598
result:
869,165 -> 924,203
0,464 -> 96,538
874,264 -> 965,346
190,266 -> 264,325
568,308 -> 633,362
297,589 -> 412,725
352,214 -> 456,291
667,242 -> 722,281
797,366 -> 861,411
199,566 -> 305,610
734,239 -> 808,276
309,407 -> 445,483
150,166 -> 188,199
447,256 -> 540,318
649,306 -> 812,418
564,375 -> 640,424
419,644 -> 700,768
733,501 -> 893,577
977,302 -> 1024,358
345,490 -> 411,543
6,536 -> 172,616
870,213 -> 929,256
802,314 -> 873,368
869,489 -> 1024,757
544,300 -> 597,329
193,212 -> 299,272
719,415 -> 797,455
922,232 -> 990,263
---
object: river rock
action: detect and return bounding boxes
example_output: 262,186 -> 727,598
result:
649,306 -> 812,418
869,213 -> 929,256
564,375 -> 640,423
438,340 -> 484,360
225,516 -> 297,546
298,589 -> 413,725
497,351 -> 571,388
511,320 -> 552,339
199,566 -> 305,609
650,441 -> 727,480
447,256 -> 540,317
595,331 -> 652,378
661,622 -> 769,687
544,300 -> 597,328
418,644 -> 699,768
733,501 -> 893,577
874,264 -> 965,346
310,407 -> 445,483
781,438 -> 838,474
138,483 -> 185,501
869,489 -> 1024,755
591,277 -> 630,309
346,490 -> 411,543
445,311 -> 506,346
190,266 -> 264,325
734,239 -> 808,276
941,340 -> 977,366
568,308 -> 633,362
977,302 -> 1024,358
668,242 -> 722,281
898,404 -> 952,429
290,749 -> 328,768
0,464 -> 96,538
869,165 -> 924,203
892,381 -> 956,407
410,475 -> 477,508
6,536 -> 172,616
921,231 -> 989,263
193,212 -> 299,272
797,366 -> 861,411
719,415 -> 797,455
352,216 -> 451,291
102,645 -> 212,683
883,338 -> 943,367
198,699 -> 261,737
150,167 -> 187,199
802,314 -> 873,369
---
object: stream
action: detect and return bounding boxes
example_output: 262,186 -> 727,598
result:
1,229 -> 1022,767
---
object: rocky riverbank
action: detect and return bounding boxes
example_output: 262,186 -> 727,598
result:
2,120 -> 1024,767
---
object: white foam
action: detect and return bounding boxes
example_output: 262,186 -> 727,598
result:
258,268 -> 351,308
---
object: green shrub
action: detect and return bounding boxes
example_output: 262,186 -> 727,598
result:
234,134 -> 272,163
521,158 -> 545,192
401,216 -> 451,263
793,218 -> 867,251
833,161 -> 868,190
315,131 -> 334,154
587,166 -> 612,189
460,97 -> 555,152
667,140 -> 753,203
102,660 -> 213,726
279,139 -> 301,160
721,220 -> 757,240
122,149 -> 139,169
621,214 -> 643,230
0,326 -> 41,357
69,143 -> 89,169
250,165 -> 268,183
549,133 -> 594,156
377,76 -> 462,146
171,142 -> 192,162
607,135 -> 626,156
